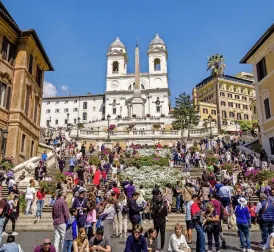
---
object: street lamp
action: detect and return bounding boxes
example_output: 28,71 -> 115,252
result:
2,129 -> 8,158
67,113 -> 70,130
186,115 -> 190,141
208,115 -> 213,139
76,117 -> 80,140
107,114 -> 111,141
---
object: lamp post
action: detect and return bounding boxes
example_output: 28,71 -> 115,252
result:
2,129 -> 8,158
66,113 -> 70,130
107,114 -> 111,141
186,115 -> 190,141
76,117 -> 80,140
208,115 -> 212,139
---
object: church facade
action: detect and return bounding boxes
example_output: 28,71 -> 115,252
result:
41,34 -> 170,128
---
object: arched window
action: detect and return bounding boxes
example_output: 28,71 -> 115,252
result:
113,106 -> 117,114
222,111 -> 227,118
82,112 -> 87,120
244,114 -> 249,120
229,112 -> 234,118
203,108 -> 208,114
112,61 -> 119,73
220,92 -> 225,96
237,113 -> 241,120
154,58 -> 161,71
83,102 -> 87,109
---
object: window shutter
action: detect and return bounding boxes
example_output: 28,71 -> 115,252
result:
1,37 -> 8,60
5,86 -> 11,109
8,43 -> 16,65
264,98 -> 271,119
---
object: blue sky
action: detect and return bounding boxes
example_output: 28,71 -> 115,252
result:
3,0 -> 274,105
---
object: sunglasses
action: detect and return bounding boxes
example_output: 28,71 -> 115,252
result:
44,243 -> 51,246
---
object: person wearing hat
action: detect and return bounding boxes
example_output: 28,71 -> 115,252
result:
255,193 -> 274,246
235,197 -> 254,252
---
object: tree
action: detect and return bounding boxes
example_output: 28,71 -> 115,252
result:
207,54 -> 226,132
172,92 -> 200,131
239,121 -> 252,132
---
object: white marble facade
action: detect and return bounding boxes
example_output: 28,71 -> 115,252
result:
41,34 -> 170,127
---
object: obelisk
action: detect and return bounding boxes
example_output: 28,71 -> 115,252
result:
132,40 -> 144,117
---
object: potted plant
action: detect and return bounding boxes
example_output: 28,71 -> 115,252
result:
161,114 -> 165,117
132,114 -> 137,118
109,124 -> 116,131
153,124 -> 161,130
146,114 -> 151,118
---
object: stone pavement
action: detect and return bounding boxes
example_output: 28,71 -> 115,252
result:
6,230 -> 264,251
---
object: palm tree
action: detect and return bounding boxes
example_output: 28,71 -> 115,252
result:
207,54 -> 226,131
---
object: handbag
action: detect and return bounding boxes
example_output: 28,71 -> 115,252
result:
96,217 -> 103,229
203,221 -> 214,233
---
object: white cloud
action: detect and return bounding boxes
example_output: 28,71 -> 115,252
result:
43,81 -> 57,97
61,85 -> 68,91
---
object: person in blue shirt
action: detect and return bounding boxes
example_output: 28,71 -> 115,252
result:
69,156 -> 76,173
124,224 -> 147,252
41,151 -> 47,163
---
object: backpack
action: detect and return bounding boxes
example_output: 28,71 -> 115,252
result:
0,199 -> 11,217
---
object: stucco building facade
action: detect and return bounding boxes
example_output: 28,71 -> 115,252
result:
0,2 -> 53,163
240,23 -> 274,157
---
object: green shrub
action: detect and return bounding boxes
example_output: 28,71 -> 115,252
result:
89,155 -> 101,166
126,156 -> 169,168
189,145 -> 200,153
256,170 -> 274,181
205,155 -> 218,164
53,172 -> 66,182
221,163 -> 234,173
39,181 -> 57,194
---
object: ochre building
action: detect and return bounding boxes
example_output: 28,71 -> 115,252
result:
0,2 -> 53,164
241,23 -> 274,157
193,72 -> 255,127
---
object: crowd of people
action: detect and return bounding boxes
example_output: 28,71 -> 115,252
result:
0,130 -> 274,251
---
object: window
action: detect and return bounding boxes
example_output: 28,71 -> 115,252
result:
83,112 -> 87,120
55,101 -> 59,104
228,102 -> 233,107
237,113 -> 242,120
202,108 -> 208,114
236,103 -> 241,109
21,134 -> 26,153
36,66 -> 42,88
65,100 -> 68,104
113,107 -> 117,114
244,114 -> 249,120
156,106 -> 161,113
211,110 -> 216,115
73,108 -> 78,112
55,120 -> 58,125
1,36 -> 16,65
31,140 -> 34,157
254,106 -> 256,114
46,109 -> 50,113
270,137 -> 274,155
28,54 -> 33,74
112,61 -> 119,73
222,111 -> 227,118
220,92 -> 225,96
234,88 -> 237,93
93,107 -> 95,112
235,95 -> 240,99
64,119 -> 68,124
0,82 -> 10,108
33,101 -> 38,123
74,119 -> 77,124
74,100 -> 77,103
264,98 -> 271,119
154,58 -> 161,71
220,101 -> 226,106
229,112 -> 234,118
25,89 -> 31,116
228,93 -> 232,98
243,105 -> 248,110
55,109 -> 59,113
64,108 -> 69,113
83,102 -> 87,109
242,96 -> 247,101
249,98 -> 254,102
256,57 -> 267,81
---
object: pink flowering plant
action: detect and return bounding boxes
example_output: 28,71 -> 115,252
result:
109,124 -> 116,131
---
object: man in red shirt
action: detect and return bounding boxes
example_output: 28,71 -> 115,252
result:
112,182 -> 120,199
190,195 -> 205,252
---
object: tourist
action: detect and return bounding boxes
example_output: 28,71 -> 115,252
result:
168,223 -> 190,252
163,183 -> 173,215
182,181 -> 195,213
92,167 -> 101,186
7,176 -> 15,194
203,202 -> 220,252
256,193 -> 274,246
73,228 -> 89,252
2,193 -> 18,236
41,151 -> 48,164
10,184 -> 20,220
34,238 -> 56,252
25,179 -> 36,215
0,235 -> 23,251
235,197 -> 253,252
58,157 -> 65,173
52,190 -> 69,252
264,232 -> 274,252
129,192 -> 144,227
89,228 -> 111,252
69,156 -> 77,173
118,191 -> 128,238
174,181 -> 182,213
72,190 -> 88,228
219,179 -> 232,207
191,195 -> 205,252
185,194 -> 195,244
100,197 -> 116,241
63,208 -> 78,252
147,228 -> 158,252
124,224 -> 147,252
35,186 -> 46,223
151,195 -> 167,251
